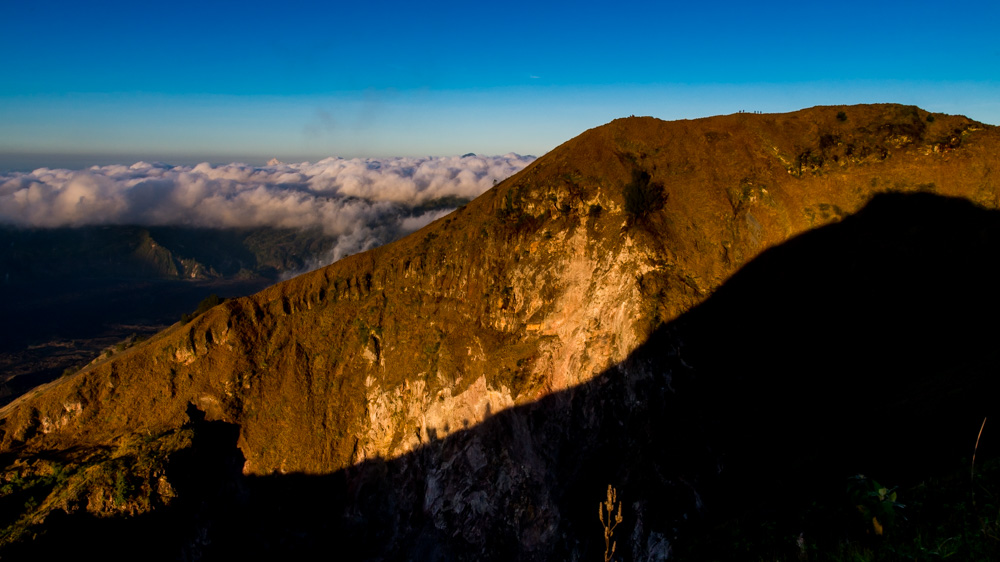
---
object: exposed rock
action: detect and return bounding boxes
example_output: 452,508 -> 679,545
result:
2,104 -> 1000,559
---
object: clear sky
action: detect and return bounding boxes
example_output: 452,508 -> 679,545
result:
2,0 -> 998,168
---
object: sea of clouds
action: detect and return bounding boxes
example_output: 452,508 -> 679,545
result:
0,154 -> 534,266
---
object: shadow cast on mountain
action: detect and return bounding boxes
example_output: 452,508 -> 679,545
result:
6,192 -> 1000,560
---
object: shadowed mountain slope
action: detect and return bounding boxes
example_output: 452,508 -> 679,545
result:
1,105 -> 999,558
4,192 -> 1000,560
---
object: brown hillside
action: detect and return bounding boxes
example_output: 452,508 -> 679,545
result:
0,104 -> 997,545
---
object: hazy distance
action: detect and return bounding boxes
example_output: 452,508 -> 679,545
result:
0,153 -> 535,266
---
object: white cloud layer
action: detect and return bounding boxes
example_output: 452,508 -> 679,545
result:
0,154 -> 534,265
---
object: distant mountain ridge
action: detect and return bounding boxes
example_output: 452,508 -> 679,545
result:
0,224 -> 340,403
0,225 -> 335,282
1,104 -> 999,559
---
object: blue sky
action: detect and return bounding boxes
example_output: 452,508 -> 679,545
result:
2,0 -> 998,168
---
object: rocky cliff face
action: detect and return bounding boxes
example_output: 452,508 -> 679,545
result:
1,104 -> 999,559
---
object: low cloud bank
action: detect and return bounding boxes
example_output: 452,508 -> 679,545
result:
0,154 -> 534,265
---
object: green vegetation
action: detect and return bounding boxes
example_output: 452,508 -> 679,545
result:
676,456 -> 1000,561
0,428 -> 193,547
112,471 -> 133,506
0,461 -> 72,542
837,111 -> 848,122
847,475 -> 903,537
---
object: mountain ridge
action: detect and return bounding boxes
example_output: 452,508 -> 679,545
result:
5,190 -> 1000,560
2,104 -> 994,462
1,103 -> 998,557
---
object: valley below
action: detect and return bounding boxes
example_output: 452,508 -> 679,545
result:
0,276 -> 274,405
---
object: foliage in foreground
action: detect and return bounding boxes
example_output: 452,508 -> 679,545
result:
674,454 -> 1000,561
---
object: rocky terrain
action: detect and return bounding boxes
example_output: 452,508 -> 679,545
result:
1,104 -> 999,559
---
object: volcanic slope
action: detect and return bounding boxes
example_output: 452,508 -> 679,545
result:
1,104 -> 999,556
